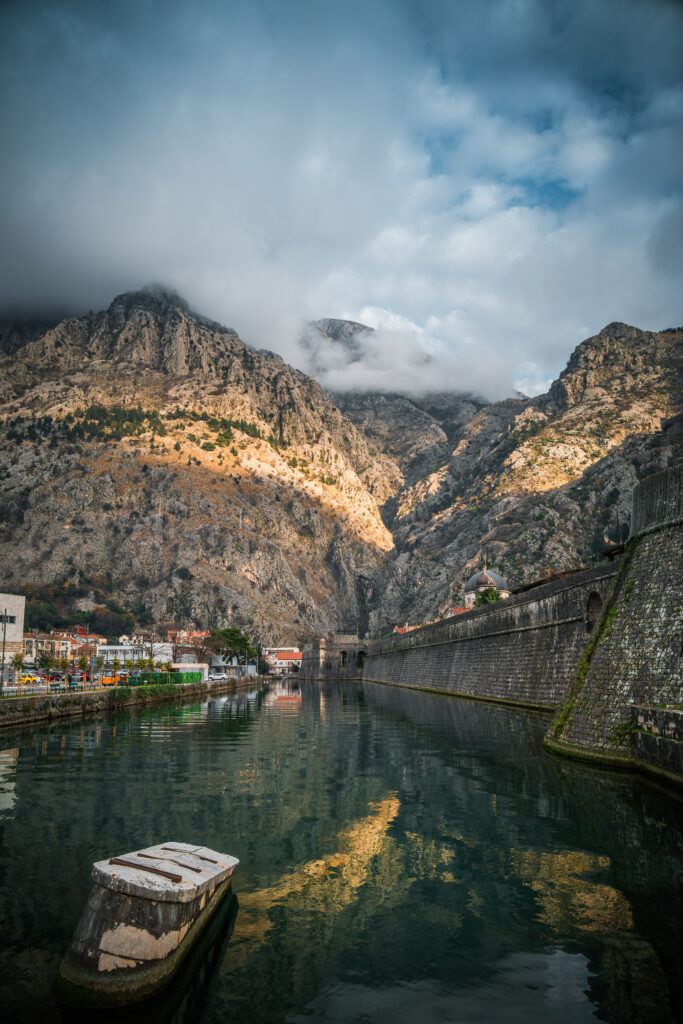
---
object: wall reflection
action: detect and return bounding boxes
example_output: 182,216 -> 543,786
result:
0,681 -> 681,1024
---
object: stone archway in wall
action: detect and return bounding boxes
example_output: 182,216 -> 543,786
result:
357,650 -> 367,670
586,591 -> 602,632
340,650 -> 347,669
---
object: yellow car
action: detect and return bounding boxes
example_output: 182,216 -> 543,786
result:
20,674 -> 40,686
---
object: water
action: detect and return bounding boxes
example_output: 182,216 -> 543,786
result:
1,679 -> 682,1024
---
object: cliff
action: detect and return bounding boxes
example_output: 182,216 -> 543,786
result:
0,288 -> 397,641
362,323 -> 681,633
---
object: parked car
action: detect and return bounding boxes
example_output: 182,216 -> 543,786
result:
20,674 -> 40,686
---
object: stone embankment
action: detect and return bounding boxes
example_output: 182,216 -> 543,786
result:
0,676 -> 267,731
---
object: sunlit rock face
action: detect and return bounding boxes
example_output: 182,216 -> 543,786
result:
0,292 -> 397,642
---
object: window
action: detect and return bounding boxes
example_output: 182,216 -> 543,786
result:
0,615 -> 16,624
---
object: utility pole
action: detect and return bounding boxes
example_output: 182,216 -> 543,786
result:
0,607 -> 7,696
87,620 -> 93,686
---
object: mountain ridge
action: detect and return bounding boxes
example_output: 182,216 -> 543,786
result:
0,289 -> 680,640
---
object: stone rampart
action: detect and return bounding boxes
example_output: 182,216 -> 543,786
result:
545,466 -> 682,779
630,462 -> 683,536
631,706 -> 683,783
361,564 -> 617,710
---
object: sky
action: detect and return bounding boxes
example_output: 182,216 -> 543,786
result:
1,0 -> 682,399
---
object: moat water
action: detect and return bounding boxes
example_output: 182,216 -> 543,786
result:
1,680 -> 682,1024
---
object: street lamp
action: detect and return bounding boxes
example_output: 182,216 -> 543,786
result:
0,607 -> 7,696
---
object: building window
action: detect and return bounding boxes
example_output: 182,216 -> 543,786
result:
0,615 -> 16,624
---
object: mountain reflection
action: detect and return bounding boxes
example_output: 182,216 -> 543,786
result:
0,682 -> 681,1024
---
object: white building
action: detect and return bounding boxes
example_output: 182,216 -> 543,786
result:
96,644 -> 145,667
263,647 -> 300,674
273,651 -> 302,674
0,594 -> 25,676
96,642 -> 174,667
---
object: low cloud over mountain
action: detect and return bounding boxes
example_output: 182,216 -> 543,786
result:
1,0 -> 681,400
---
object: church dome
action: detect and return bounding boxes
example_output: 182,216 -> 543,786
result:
464,567 -> 509,593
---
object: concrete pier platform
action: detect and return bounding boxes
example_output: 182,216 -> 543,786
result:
56,842 -> 239,1007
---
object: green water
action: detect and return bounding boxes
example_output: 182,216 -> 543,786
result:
1,680 -> 682,1023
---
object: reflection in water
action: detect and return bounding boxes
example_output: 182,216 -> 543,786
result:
236,795 -> 400,950
62,893 -> 239,1024
0,682 -> 681,1023
288,950 -> 597,1024
0,747 -> 18,815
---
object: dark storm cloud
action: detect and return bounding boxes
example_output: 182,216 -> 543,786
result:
1,0 -> 681,397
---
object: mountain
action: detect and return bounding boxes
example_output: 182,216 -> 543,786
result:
0,290 -> 680,641
367,322 -> 682,630
0,288 -> 398,641
334,391 -> 487,489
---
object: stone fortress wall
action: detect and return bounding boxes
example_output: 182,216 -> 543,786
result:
301,465 -> 682,786
545,464 -> 682,782
360,564 -> 617,710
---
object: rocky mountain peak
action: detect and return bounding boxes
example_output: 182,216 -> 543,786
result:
313,318 -> 373,342
106,284 -> 191,325
549,322 -> 680,410
299,318 -> 375,376
0,284 -> 246,389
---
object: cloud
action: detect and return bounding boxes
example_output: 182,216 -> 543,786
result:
0,0 -> 681,399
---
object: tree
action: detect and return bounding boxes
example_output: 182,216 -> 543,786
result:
11,653 -> 23,681
58,656 -> 70,676
111,658 -> 121,676
39,653 -> 55,674
78,654 -> 88,673
209,627 -> 253,673
474,588 -> 500,607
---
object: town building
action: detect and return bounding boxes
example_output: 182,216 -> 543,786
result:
96,644 -> 146,667
22,630 -> 107,666
262,647 -> 301,673
208,653 -> 258,677
166,629 -> 210,646
0,593 -> 25,677
273,651 -> 303,674
96,642 -> 173,667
